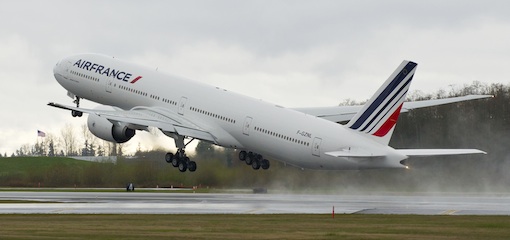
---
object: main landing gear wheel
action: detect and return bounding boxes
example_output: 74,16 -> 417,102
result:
171,157 -> 179,167
175,157 -> 196,172
261,159 -> 270,170
239,151 -> 247,161
178,161 -> 187,172
165,153 -> 173,163
239,151 -> 270,171
252,159 -> 261,170
167,152 -> 195,172
188,161 -> 197,172
245,155 -> 254,165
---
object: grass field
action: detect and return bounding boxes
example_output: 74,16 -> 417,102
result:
0,214 -> 509,239
0,157 -> 93,171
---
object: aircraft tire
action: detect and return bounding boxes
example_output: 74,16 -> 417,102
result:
239,151 -> 247,161
178,161 -> 187,172
188,161 -> 197,172
245,156 -> 253,165
252,159 -> 261,170
165,153 -> 173,163
261,159 -> 270,170
171,157 -> 179,167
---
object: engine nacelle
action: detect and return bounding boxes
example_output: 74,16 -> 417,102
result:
87,113 -> 135,143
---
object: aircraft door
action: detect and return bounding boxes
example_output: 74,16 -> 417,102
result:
105,78 -> 113,93
312,137 -> 322,157
178,96 -> 188,115
243,117 -> 253,136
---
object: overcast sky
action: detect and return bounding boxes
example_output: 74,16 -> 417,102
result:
1,0 -> 509,155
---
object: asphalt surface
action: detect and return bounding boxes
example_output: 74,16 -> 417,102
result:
0,191 -> 509,215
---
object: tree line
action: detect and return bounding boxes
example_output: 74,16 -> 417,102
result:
5,124 -> 125,158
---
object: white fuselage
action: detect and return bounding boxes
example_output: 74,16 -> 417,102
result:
53,53 -> 407,170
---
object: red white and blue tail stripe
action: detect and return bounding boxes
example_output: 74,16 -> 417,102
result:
346,60 -> 417,145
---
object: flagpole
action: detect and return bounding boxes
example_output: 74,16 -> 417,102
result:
37,130 -> 46,156
37,131 -> 40,156
36,131 -> 39,156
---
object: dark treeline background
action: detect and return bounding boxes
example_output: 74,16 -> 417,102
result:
387,81 -> 510,193
2,81 -> 510,193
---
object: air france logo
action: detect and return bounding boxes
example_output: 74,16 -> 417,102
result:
73,59 -> 142,83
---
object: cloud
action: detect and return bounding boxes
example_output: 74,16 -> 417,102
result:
2,1 -> 510,155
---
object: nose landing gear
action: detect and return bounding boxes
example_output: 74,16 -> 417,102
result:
71,96 -> 83,117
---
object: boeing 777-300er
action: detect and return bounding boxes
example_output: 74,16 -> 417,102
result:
49,54 -> 488,172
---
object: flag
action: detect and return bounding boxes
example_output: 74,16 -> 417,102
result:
37,130 -> 46,137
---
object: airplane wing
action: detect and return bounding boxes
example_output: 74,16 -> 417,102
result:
292,95 -> 492,123
48,102 -> 217,143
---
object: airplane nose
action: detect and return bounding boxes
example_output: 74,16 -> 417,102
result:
53,61 -> 60,75
53,59 -> 67,86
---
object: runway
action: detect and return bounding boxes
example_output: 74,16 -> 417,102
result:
0,191 -> 509,215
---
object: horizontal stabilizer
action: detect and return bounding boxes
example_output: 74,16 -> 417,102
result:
402,95 -> 493,111
396,149 -> 486,157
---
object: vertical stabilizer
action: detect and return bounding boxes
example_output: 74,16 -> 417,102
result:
346,61 -> 417,145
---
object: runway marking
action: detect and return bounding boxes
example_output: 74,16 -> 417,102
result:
441,210 -> 458,215
352,208 -> 375,214
51,208 -> 72,213
244,208 -> 265,214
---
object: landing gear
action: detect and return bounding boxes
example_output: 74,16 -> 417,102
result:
165,136 -> 197,172
71,96 -> 83,117
165,150 -> 196,172
239,150 -> 270,171
71,110 -> 83,117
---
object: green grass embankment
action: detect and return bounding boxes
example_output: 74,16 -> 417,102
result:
0,157 -> 97,187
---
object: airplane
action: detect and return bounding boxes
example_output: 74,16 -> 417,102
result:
49,54 -> 488,172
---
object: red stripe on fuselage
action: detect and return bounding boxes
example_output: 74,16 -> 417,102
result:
130,76 -> 142,84
372,103 -> 403,137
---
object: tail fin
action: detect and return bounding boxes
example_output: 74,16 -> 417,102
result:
346,60 -> 417,145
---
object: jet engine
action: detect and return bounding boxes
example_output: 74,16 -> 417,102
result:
87,113 -> 135,143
